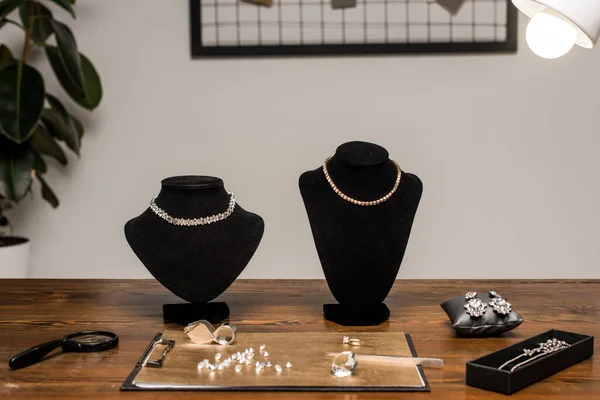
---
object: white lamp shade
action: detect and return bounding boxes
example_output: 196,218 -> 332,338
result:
512,0 -> 600,48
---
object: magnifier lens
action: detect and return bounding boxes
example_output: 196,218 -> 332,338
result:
214,325 -> 235,345
73,333 -> 114,345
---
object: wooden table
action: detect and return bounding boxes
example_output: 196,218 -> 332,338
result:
0,279 -> 598,399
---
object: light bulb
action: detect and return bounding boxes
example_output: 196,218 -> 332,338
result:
526,11 -> 577,59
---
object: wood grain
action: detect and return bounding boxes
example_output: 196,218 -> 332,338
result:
0,279 -> 598,399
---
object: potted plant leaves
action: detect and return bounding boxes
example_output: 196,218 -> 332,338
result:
0,0 -> 102,277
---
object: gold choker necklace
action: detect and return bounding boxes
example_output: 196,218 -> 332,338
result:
322,157 -> 401,206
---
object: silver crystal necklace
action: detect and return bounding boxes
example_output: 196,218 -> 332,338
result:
150,193 -> 236,226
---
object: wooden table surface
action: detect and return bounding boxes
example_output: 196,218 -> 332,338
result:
0,279 -> 598,399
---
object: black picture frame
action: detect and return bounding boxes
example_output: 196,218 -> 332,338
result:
190,0 -> 518,58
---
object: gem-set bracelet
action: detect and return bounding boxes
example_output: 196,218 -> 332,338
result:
498,338 -> 570,372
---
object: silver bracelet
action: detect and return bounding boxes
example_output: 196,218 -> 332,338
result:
498,338 -> 570,372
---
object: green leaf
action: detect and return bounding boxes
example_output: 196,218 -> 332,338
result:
0,44 -> 14,70
0,63 -> 45,143
46,46 -> 101,110
72,114 -> 83,138
0,0 -> 23,19
49,0 -> 74,18
36,173 -> 58,207
29,122 -> 67,164
33,151 -> 47,173
40,108 -> 62,139
45,94 -> 79,154
0,146 -> 35,201
19,1 -> 53,44
49,19 -> 84,95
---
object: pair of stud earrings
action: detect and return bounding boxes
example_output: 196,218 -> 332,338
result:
464,291 -> 512,318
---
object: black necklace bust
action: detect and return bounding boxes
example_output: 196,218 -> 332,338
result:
125,176 -> 264,323
299,141 -> 423,325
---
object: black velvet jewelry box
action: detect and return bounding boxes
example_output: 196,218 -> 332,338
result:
466,330 -> 593,395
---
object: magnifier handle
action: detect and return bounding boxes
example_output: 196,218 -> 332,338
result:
9,339 -> 64,370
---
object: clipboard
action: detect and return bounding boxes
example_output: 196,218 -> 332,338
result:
121,330 -> 431,392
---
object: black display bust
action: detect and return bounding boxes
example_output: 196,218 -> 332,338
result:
125,176 -> 264,325
299,142 -> 423,326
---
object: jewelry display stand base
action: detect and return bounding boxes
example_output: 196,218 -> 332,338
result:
323,303 -> 390,326
163,302 -> 230,326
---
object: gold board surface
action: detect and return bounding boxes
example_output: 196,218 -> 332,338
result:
132,330 -> 427,390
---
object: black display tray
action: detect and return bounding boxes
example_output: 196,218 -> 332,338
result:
466,329 -> 593,395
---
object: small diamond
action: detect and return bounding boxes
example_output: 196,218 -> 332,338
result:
208,364 -> 217,371
260,344 -> 266,351
235,365 -> 243,373
274,365 -> 282,373
286,362 -> 292,368
263,351 -> 270,357
266,361 -> 272,367
215,353 -> 222,361
197,363 -> 205,370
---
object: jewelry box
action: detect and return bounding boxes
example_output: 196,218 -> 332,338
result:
466,329 -> 593,395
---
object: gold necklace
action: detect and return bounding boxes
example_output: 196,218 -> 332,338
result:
322,157 -> 402,206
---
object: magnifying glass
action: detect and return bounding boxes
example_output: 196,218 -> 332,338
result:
9,331 -> 119,370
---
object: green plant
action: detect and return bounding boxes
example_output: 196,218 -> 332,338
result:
0,0 -> 101,232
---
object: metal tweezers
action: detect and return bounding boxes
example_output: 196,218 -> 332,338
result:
141,338 -> 175,368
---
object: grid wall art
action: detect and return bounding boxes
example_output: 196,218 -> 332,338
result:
190,0 -> 518,57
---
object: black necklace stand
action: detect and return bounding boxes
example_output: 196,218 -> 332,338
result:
125,176 -> 264,325
299,142 -> 423,326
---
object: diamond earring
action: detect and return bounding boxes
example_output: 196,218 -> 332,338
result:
464,292 -> 488,318
488,291 -> 512,316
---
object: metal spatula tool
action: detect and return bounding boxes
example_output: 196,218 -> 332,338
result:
326,353 -> 444,367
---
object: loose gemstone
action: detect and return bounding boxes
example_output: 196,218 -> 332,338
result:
235,365 -> 243,373
286,362 -> 292,368
266,361 -> 272,367
274,365 -> 282,373
215,353 -> 222,361
263,351 -> 270,357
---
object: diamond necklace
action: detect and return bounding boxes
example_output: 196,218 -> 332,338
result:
322,157 -> 402,206
150,193 -> 236,226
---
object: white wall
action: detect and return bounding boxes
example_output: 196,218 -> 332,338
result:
4,1 -> 600,279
